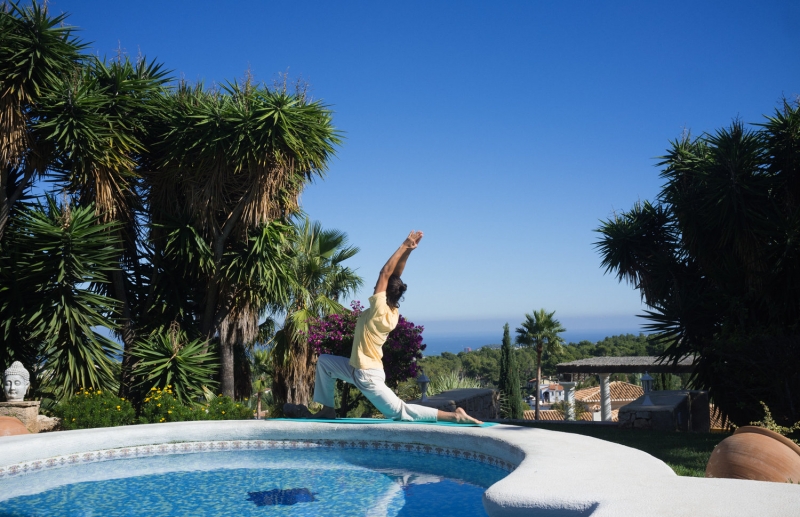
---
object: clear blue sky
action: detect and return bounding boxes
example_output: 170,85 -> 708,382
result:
49,0 -> 800,350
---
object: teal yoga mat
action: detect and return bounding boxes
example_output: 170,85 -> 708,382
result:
276,417 -> 497,427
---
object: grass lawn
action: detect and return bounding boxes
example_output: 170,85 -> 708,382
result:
507,422 -> 730,477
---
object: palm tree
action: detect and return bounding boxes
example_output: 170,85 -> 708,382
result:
0,1 -> 86,240
516,309 -> 566,420
271,218 -> 362,406
143,79 -> 341,396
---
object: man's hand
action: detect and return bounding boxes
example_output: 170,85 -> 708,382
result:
403,230 -> 424,249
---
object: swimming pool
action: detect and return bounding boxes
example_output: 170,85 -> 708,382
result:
0,420 -> 797,516
0,444 -> 508,516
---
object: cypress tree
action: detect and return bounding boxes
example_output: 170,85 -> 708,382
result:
499,323 -> 523,419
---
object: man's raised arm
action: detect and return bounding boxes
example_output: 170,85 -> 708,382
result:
374,230 -> 423,294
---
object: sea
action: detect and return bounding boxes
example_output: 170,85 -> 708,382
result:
421,330 -> 642,357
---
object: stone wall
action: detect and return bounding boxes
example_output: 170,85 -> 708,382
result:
409,388 -> 499,421
0,401 -> 40,433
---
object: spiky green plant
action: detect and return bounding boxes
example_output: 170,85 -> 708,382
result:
595,100 -> 800,426
0,197 -> 122,400
143,80 -> 342,397
427,370 -> 482,397
0,1 -> 86,240
131,325 -> 219,405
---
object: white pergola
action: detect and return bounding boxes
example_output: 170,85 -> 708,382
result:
555,356 -> 695,421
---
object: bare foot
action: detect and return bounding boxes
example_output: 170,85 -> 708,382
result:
437,407 -> 484,425
454,407 -> 483,425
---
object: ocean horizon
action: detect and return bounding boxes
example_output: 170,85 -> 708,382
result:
421,329 -> 647,357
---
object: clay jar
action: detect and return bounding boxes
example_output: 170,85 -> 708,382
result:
0,416 -> 30,436
706,425 -> 800,483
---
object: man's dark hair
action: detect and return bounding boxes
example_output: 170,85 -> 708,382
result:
386,274 -> 407,309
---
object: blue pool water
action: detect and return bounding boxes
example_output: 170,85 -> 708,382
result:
0,447 -> 507,516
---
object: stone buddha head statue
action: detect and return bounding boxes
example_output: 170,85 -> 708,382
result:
3,361 -> 30,402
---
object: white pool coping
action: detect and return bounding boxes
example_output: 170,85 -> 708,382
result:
0,420 -> 798,516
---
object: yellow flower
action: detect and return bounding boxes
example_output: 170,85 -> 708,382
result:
160,418 -> 165,422
145,398 -> 150,402
116,406 -> 121,410
150,387 -> 156,391
157,403 -> 161,407
96,391 -> 102,395
72,418 -> 76,422
221,411 -> 225,414
168,410 -> 172,414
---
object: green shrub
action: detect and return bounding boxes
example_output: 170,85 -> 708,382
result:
138,386 -> 199,423
428,370 -> 481,396
201,394 -> 254,420
54,387 -> 135,430
138,387 -> 254,423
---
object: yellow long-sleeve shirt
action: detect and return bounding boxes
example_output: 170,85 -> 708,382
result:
349,291 -> 399,370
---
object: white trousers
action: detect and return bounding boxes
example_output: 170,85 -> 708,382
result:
313,354 -> 438,422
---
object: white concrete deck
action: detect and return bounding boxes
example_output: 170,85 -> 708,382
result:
0,420 -> 798,516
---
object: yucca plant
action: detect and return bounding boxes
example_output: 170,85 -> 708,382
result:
0,0 -> 86,240
131,324 -> 219,405
34,54 -> 171,397
142,80 -> 342,397
0,196 -> 122,400
595,100 -> 800,426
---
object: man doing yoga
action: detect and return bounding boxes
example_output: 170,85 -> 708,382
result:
284,231 -> 482,425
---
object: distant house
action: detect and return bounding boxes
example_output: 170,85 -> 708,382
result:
540,383 -> 564,404
525,378 -> 565,403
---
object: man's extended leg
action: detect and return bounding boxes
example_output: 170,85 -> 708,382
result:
352,368 -> 439,421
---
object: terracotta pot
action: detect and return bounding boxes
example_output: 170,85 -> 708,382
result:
0,416 -> 30,437
705,425 -> 800,483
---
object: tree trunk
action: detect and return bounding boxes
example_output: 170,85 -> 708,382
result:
535,346 -> 542,421
113,269 -> 138,398
271,335 -> 317,406
219,339 -> 235,398
0,170 -> 9,243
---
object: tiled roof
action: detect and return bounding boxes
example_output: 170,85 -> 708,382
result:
556,355 -> 695,373
522,409 -> 619,422
546,384 -> 563,391
574,381 -> 643,403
